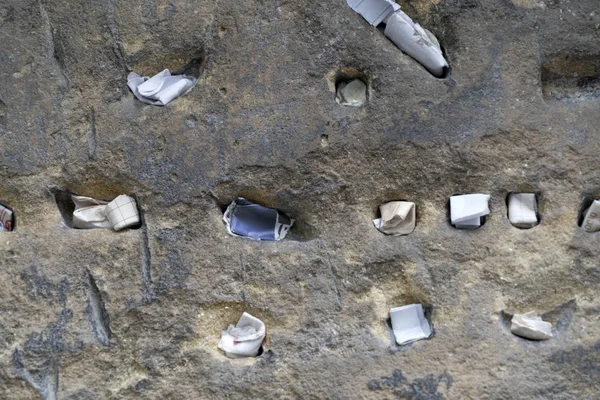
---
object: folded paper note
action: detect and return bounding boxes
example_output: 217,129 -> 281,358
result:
128,69 -> 196,106
373,201 -> 416,235
346,0 -> 449,77
508,193 -> 538,228
218,312 -> 266,358
511,312 -> 553,341
336,79 -> 367,107
390,304 -> 432,345
72,194 -> 140,231
582,200 -> 600,232
0,205 -> 14,232
223,198 -> 294,241
450,194 -> 490,229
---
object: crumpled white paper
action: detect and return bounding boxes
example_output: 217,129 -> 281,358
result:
346,0 -> 449,78
218,312 -> 266,358
450,194 -> 490,229
223,198 -> 294,241
336,79 -> 367,107
511,311 -> 553,341
582,200 -> 600,232
390,304 -> 432,345
508,193 -> 538,228
128,69 -> 196,106
72,194 -> 140,231
373,201 -> 416,235
0,205 -> 14,232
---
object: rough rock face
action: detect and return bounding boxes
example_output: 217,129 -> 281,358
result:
1,0 -> 599,398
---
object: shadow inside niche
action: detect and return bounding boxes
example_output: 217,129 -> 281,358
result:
541,53 -> 600,101
0,201 -> 16,232
334,69 -> 370,103
577,196 -> 596,227
51,188 -> 142,230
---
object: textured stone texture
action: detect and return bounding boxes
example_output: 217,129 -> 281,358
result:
0,0 -> 600,398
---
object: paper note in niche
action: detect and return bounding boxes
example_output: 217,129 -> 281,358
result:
0,205 -> 14,231
390,304 -> 432,345
582,200 -> 600,232
128,69 -> 196,106
450,194 -> 490,229
71,194 -> 140,231
336,79 -> 367,107
223,198 -> 294,241
373,201 -> 415,235
510,311 -> 552,340
508,193 -> 538,228
346,0 -> 400,26
218,312 -> 266,358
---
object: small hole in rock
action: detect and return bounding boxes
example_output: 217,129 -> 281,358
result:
578,197 -> 595,227
320,134 -> 329,148
219,87 -> 227,96
332,69 -> 369,107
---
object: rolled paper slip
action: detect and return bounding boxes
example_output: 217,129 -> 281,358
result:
390,304 -> 432,345
511,312 -> 552,340
336,79 -> 367,107
508,193 -> 538,228
0,205 -> 13,231
128,69 -> 196,106
582,200 -> 600,232
373,201 -> 416,235
450,194 -> 490,229
218,312 -> 266,358
72,194 -> 140,231
384,11 -> 449,78
105,195 -> 141,231
223,198 -> 294,241
346,0 -> 400,26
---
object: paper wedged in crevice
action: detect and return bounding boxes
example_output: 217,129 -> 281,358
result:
71,194 -> 140,231
218,312 -> 266,358
390,304 -> 432,345
582,200 -> 600,232
128,69 -> 196,106
508,193 -> 538,228
223,198 -> 294,241
450,194 -> 490,229
0,205 -> 14,232
511,311 -> 553,340
373,201 -> 416,235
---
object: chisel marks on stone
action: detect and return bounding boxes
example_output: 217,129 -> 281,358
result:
13,350 -> 58,400
85,271 -> 112,347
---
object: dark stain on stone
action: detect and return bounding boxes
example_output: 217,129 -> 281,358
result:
368,369 -> 453,399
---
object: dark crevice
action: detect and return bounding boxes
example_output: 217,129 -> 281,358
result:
85,271 -> 112,347
86,108 -> 97,159
138,201 -> 154,300
542,54 -> 600,101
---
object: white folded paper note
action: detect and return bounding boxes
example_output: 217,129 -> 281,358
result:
72,194 -> 140,231
390,304 -> 432,345
218,312 -> 266,358
346,0 -> 400,26
508,193 -> 538,228
582,200 -> 600,232
384,11 -> 449,78
336,79 -> 367,107
450,194 -> 490,229
511,311 -> 553,340
373,201 -> 416,235
128,69 -> 196,106
0,205 -> 14,232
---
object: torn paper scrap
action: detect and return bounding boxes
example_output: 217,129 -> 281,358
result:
508,193 -> 538,228
511,312 -> 553,340
72,194 -> 140,231
373,201 -> 415,235
582,200 -> 600,232
218,312 -> 266,358
128,69 -> 196,106
346,0 -> 400,26
384,11 -> 448,78
450,194 -> 490,229
390,304 -> 432,345
0,205 -> 14,232
336,79 -> 367,107
223,198 -> 294,241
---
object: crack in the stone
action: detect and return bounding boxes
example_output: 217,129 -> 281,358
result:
86,108 -> 97,159
85,270 -> 112,347
13,350 -> 58,400
38,0 -> 69,92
